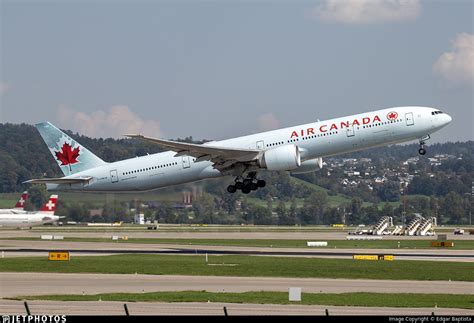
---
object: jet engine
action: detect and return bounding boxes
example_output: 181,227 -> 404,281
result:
291,158 -> 323,174
259,144 -> 301,171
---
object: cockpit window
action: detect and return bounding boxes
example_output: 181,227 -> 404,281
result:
431,110 -> 443,115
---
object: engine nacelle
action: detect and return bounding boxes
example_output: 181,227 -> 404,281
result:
291,158 -> 323,174
259,144 -> 301,171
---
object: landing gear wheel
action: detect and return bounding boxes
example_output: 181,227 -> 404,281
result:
243,179 -> 253,186
418,139 -> 428,156
241,186 -> 251,194
257,180 -> 266,188
229,174 -> 264,193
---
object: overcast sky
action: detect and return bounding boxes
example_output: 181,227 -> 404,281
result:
1,0 -> 473,143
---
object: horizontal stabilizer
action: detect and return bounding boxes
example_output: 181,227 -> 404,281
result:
23,177 -> 92,185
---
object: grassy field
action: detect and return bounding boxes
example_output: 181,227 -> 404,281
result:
0,193 -> 22,208
9,291 -> 473,309
0,254 -> 472,281
6,237 -> 474,250
290,177 -> 354,207
246,177 -> 353,208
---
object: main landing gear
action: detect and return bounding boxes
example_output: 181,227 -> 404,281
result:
418,135 -> 430,155
227,173 -> 266,194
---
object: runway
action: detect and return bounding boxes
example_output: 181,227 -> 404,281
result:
1,273 -> 472,298
1,239 -> 472,262
1,300 -> 472,316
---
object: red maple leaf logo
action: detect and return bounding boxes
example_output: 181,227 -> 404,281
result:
55,142 -> 80,167
387,112 -> 398,120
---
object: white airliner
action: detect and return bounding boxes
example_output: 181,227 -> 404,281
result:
0,194 -> 61,227
26,106 -> 451,194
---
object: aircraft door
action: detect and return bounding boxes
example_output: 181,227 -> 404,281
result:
256,140 -> 265,149
182,156 -> 190,169
110,169 -> 119,183
405,112 -> 414,126
346,125 -> 355,137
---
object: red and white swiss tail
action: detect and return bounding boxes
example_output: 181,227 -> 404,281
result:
39,195 -> 58,214
14,191 -> 28,209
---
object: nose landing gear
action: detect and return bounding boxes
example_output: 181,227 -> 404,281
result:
227,173 -> 266,194
418,135 -> 430,155
418,143 -> 426,155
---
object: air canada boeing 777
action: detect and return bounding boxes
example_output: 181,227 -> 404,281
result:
26,106 -> 452,194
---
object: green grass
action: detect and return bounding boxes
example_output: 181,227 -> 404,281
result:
0,254 -> 472,281
6,237 -> 474,250
0,193 -> 23,208
9,291 -> 474,309
289,177 -> 353,207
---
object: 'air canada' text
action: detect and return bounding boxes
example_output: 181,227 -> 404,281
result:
290,115 -> 382,138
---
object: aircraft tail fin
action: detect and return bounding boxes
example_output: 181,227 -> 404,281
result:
39,195 -> 58,214
35,122 -> 106,176
14,191 -> 28,209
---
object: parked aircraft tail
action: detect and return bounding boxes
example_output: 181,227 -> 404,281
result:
14,191 -> 28,209
39,195 -> 58,214
35,122 -> 106,176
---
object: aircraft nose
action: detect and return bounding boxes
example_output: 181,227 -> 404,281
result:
445,113 -> 452,125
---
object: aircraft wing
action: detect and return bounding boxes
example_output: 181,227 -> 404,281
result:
124,134 -> 262,171
24,177 -> 93,185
